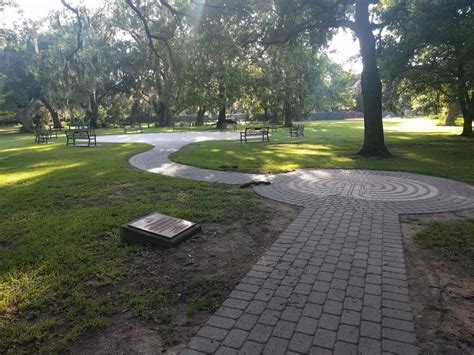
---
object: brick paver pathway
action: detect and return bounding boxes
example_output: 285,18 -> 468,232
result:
98,133 -> 474,354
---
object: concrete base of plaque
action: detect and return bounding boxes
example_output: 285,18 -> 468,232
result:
120,212 -> 201,247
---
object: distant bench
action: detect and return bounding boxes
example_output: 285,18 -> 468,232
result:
122,123 -> 143,134
289,124 -> 305,137
240,127 -> 270,143
65,128 -> 97,146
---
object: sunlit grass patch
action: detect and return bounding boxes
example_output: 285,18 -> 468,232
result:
172,118 -> 473,183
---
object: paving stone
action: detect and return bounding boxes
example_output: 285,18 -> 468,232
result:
223,329 -> 249,349
319,313 -> 340,330
288,332 -> 313,353
207,315 -> 236,330
188,336 -> 220,353
383,339 -> 418,355
334,341 -> 358,355
302,303 -> 322,319
273,320 -> 296,339
281,306 -> 302,322
235,314 -> 259,331
323,300 -> 343,315
259,309 -> 281,326
337,324 -> 359,344
361,321 -> 381,339
197,326 -> 228,341
238,341 -> 264,355
358,337 -> 382,355
247,323 -> 273,343
262,337 -> 289,355
313,328 -> 336,349
341,309 -> 361,326
296,316 -> 318,335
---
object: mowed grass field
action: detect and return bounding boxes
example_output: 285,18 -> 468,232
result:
172,118 -> 474,184
0,134 -> 269,353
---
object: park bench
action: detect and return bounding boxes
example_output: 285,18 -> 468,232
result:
48,125 -> 61,139
240,126 -> 270,143
65,128 -> 97,146
34,129 -> 50,144
289,124 -> 305,137
122,122 -> 143,134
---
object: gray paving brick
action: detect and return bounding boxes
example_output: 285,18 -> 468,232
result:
334,341 -> 358,355
281,306 -> 302,322
259,309 -> 281,326
235,313 -> 259,331
358,337 -> 382,355
188,336 -> 220,353
341,309 -> 361,326
273,320 -> 296,339
223,329 -> 249,349
337,324 -> 359,344
262,337 -> 289,355
238,341 -> 263,354
314,328 -> 336,349
197,326 -> 228,341
288,332 -> 313,353
248,323 -> 273,343
319,313 -> 340,330
207,315 -> 236,330
302,303 -> 323,319
216,347 -> 238,355
323,300 -> 343,315
361,321 -> 381,339
296,316 -> 318,335
246,300 -> 267,315
383,339 -> 418,355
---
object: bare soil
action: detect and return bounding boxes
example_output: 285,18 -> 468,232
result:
71,196 -> 299,354
401,210 -> 474,355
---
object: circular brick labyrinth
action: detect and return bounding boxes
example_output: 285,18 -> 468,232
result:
254,169 -> 474,212
283,170 -> 439,201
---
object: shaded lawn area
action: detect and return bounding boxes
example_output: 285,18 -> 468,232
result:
172,119 -> 474,184
0,134 -> 275,353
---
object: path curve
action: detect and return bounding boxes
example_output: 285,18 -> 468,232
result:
98,133 -> 474,354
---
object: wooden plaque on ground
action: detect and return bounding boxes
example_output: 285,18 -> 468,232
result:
120,212 -> 201,247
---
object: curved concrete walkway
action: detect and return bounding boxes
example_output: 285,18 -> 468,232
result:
98,133 -> 474,354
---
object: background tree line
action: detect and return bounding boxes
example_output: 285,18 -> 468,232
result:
0,0 -> 358,132
0,0 -> 472,152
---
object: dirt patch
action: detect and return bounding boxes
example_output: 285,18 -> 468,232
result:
401,210 -> 474,354
71,196 -> 299,354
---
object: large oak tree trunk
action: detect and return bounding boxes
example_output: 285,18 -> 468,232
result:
283,100 -> 293,127
216,105 -> 226,129
40,96 -> 62,128
196,106 -> 206,126
444,102 -> 459,126
354,0 -> 390,157
460,91 -> 473,137
152,100 -> 172,126
86,94 -> 99,128
458,65 -> 473,137
15,99 -> 37,132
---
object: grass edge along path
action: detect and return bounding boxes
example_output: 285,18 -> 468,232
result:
171,119 -> 474,185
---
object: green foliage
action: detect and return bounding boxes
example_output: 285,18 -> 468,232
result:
415,220 -> 474,262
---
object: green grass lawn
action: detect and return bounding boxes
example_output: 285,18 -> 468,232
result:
0,134 -> 268,353
172,118 -> 474,184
